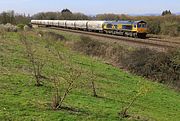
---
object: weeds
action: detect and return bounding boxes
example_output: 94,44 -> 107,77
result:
0,29 -> 6,39
0,23 -> 17,32
39,31 -> 65,42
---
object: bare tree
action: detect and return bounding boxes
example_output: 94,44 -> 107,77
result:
51,75 -> 61,110
119,81 -> 151,118
50,52 -> 82,110
119,92 -> 141,118
89,61 -> 98,97
51,65 -> 82,110
42,38 -> 82,110
20,33 -> 45,86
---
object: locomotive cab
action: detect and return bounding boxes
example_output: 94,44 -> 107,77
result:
133,20 -> 147,38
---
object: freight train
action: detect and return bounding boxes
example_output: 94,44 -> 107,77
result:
31,20 -> 147,38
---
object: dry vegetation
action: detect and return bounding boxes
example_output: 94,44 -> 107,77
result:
74,35 -> 180,90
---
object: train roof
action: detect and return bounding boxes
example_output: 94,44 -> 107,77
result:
104,20 -> 133,25
133,20 -> 147,24
104,20 -> 147,25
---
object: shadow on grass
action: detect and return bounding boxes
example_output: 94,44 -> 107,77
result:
118,113 -> 153,121
49,105 -> 90,115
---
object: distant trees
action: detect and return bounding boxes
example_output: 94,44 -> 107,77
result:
96,14 -> 120,20
32,12 -> 59,20
96,13 -> 129,21
0,9 -> 90,25
32,9 -> 90,20
0,10 -> 15,24
60,8 -> 73,20
0,10 -> 31,25
61,8 -> 72,14
162,10 -> 172,16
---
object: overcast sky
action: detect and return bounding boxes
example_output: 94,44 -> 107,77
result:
0,0 -> 179,15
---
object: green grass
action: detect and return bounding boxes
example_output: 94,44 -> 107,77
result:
0,30 -> 179,121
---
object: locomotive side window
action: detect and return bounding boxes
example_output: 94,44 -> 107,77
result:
141,23 -> 146,28
114,25 -> 117,29
134,24 -> 136,28
137,23 -> 141,28
107,24 -> 113,28
122,25 -> 132,30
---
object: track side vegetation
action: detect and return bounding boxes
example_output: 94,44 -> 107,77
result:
72,35 -> 180,90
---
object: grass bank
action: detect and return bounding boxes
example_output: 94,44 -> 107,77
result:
0,29 -> 179,121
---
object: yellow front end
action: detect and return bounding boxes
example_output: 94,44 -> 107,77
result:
137,23 -> 147,33
137,28 -> 147,33
117,24 -> 122,30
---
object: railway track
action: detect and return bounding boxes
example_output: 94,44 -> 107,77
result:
148,37 -> 180,45
40,26 -> 180,50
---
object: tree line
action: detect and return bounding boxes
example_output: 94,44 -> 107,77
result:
0,10 -> 31,25
0,9 -> 90,25
32,9 -> 90,20
0,9 -> 137,25
0,9 -> 176,24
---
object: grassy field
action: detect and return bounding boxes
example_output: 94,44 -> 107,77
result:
0,29 -> 180,121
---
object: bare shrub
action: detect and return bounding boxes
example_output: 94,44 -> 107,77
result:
51,75 -> 62,110
20,33 -> 45,86
160,21 -> 179,36
51,63 -> 82,110
74,35 -> 127,66
119,81 -> 152,118
88,61 -> 98,97
46,45 -> 81,110
74,36 -> 107,56
73,35 -> 180,89
0,23 -> 17,32
122,48 -> 180,89
147,20 -> 161,34
105,45 -> 128,66
49,49 -> 82,110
